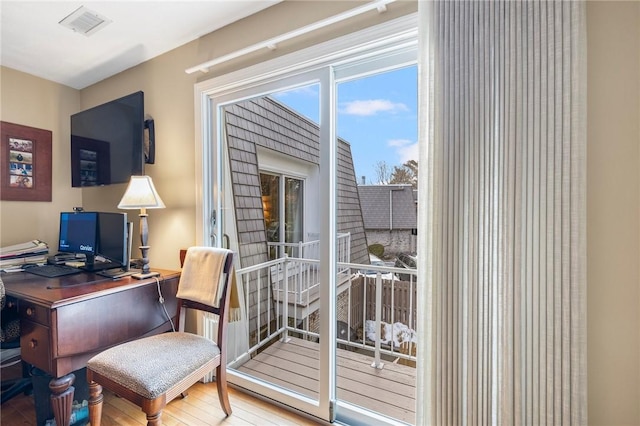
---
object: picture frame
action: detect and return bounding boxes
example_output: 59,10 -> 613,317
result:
1,121 -> 52,201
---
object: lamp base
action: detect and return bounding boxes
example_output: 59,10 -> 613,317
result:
131,271 -> 160,280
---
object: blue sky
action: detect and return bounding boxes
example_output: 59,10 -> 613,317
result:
273,65 -> 417,184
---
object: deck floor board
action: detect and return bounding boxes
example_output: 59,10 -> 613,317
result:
237,337 -> 416,424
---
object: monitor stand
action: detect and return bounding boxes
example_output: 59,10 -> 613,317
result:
79,254 -> 96,271
97,268 -> 135,279
80,254 -> 118,272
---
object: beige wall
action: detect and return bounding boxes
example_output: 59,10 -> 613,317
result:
587,2 -> 640,425
1,1 -> 638,424
0,67 -> 82,247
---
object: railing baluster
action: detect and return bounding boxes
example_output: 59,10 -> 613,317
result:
298,242 -> 304,304
263,269 -> 271,336
371,271 -> 384,369
281,255 -> 290,342
257,269 -> 262,344
243,274 -> 251,346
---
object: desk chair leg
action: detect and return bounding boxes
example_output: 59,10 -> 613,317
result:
215,364 -> 232,416
146,411 -> 162,426
88,381 -> 104,426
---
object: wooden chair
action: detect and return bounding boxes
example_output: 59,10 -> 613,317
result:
86,247 -> 234,426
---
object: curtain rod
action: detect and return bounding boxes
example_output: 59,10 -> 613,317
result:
185,0 -> 396,75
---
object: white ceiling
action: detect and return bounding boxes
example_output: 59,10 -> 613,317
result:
0,1 -> 280,90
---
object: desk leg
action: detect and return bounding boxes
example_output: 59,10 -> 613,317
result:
49,373 -> 75,426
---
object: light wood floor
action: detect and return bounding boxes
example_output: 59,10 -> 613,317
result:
1,376 -> 324,426
238,337 -> 416,424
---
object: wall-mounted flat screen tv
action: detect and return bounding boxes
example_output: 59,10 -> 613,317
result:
71,91 -> 145,187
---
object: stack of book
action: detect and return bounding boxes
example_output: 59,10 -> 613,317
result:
0,240 -> 49,269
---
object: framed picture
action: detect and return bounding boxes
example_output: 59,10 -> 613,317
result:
1,121 -> 52,201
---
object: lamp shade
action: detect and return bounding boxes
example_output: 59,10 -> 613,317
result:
117,175 -> 166,209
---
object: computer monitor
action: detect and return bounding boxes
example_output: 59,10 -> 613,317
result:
96,212 -> 128,271
58,211 -> 98,267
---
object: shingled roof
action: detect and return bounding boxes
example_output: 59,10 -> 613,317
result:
223,96 -> 369,268
358,184 -> 417,230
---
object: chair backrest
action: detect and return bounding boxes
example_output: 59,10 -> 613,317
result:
179,250 -> 233,312
176,248 -> 234,344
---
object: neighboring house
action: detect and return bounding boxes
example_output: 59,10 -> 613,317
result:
358,184 -> 417,258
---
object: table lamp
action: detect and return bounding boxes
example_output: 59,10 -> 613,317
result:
118,175 -> 165,279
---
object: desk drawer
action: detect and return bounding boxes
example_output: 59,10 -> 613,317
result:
20,320 -> 51,372
19,303 -> 49,326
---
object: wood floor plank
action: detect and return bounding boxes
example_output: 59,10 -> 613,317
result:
238,366 -> 317,397
183,387 -> 281,426
1,396 -> 36,426
335,378 -> 415,412
245,352 -> 318,381
0,404 -> 31,426
162,398 -> 232,426
101,404 -> 144,426
187,383 -> 318,426
104,394 -> 147,425
210,386 -> 320,426
336,364 -> 416,399
338,388 -> 415,424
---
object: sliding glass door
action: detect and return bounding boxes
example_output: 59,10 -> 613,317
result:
194,15 -> 418,424
204,75 -> 333,421
334,63 -> 418,425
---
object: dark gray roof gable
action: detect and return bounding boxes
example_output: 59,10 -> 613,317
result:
358,184 -> 417,230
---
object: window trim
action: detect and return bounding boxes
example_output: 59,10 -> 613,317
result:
260,171 -> 306,249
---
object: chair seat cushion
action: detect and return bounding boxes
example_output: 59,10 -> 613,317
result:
87,332 -> 220,399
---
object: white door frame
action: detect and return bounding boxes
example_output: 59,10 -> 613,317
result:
193,13 -> 418,424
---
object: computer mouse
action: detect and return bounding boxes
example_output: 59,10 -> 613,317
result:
22,263 -> 39,269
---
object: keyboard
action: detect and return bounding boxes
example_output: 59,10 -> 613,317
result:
24,264 -> 82,278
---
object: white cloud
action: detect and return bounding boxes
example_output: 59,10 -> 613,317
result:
388,139 -> 418,164
388,139 -> 412,147
340,99 -> 409,116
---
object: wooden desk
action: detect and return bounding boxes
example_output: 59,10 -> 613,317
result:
2,269 -> 179,426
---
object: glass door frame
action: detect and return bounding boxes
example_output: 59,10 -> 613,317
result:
193,13 -> 418,424
198,70 -> 335,421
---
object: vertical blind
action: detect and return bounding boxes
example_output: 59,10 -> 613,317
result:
417,1 -> 586,424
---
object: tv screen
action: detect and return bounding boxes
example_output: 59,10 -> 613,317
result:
96,212 -> 128,269
71,91 -> 145,187
58,211 -> 98,258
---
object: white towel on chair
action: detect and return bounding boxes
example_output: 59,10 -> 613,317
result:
177,247 -> 230,308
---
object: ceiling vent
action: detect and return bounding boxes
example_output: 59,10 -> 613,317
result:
59,6 -> 112,36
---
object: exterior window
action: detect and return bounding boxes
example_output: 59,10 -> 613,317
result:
260,173 -> 304,258
261,174 -> 280,243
